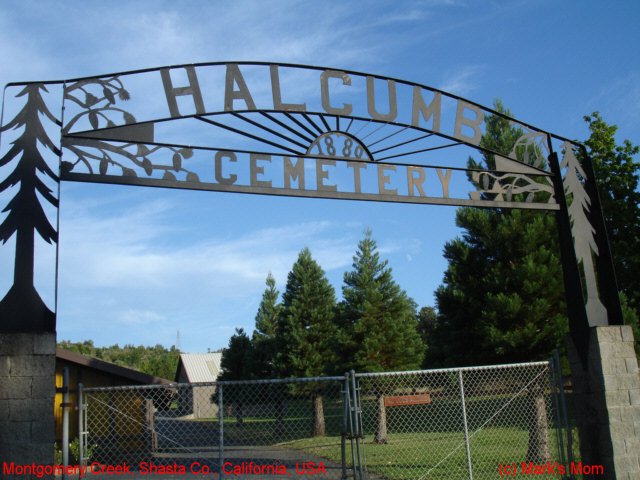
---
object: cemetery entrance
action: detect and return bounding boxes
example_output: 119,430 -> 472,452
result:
1,62 -> 637,478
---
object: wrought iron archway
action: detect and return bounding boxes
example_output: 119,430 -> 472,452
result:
0,62 -> 623,363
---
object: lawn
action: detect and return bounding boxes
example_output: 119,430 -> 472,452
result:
283,427 -> 568,480
194,392 -> 579,479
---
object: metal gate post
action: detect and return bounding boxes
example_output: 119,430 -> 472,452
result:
554,349 -> 574,472
549,357 -> 567,475
77,383 -> 85,466
341,374 -> 350,480
458,371 -> 473,480
350,371 -> 365,480
345,374 -> 358,480
62,367 -> 69,479
218,384 -> 224,478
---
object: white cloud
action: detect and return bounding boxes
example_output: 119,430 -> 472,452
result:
588,73 -> 640,131
438,65 -> 484,97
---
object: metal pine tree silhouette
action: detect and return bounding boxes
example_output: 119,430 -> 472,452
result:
561,141 -> 607,326
0,84 -> 60,331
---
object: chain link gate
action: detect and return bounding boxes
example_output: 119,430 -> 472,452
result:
79,375 -> 354,479
351,361 -> 566,480
78,361 -> 567,479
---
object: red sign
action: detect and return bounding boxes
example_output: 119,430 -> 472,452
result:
384,394 -> 431,407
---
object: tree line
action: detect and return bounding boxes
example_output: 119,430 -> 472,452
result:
219,104 -> 639,439
57,339 -> 180,381
219,230 -> 424,440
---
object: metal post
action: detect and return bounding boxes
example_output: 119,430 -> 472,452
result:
345,374 -> 357,480
458,371 -> 473,480
218,384 -> 224,478
77,383 -> 84,467
341,374 -> 349,480
62,367 -> 69,479
350,371 -> 364,480
554,349 -> 574,470
549,358 -> 566,472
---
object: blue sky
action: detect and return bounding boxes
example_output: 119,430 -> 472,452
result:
1,0 -> 639,353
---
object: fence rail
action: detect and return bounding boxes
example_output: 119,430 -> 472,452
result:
79,361 -> 567,479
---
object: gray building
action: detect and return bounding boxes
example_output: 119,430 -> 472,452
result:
174,352 -> 222,418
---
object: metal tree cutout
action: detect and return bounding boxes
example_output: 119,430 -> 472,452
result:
0,84 -> 60,331
561,141 -> 607,326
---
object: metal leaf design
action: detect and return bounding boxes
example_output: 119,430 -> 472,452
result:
508,124 -> 550,171
172,153 -> 182,171
470,171 -> 554,203
63,77 -> 200,182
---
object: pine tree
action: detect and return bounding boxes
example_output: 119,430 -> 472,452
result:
417,306 -> 438,368
251,273 -> 281,378
338,230 -> 424,443
580,112 -> 640,313
275,248 -> 337,436
217,328 -> 254,423
431,101 -> 567,367
339,230 -> 424,372
0,84 -> 60,331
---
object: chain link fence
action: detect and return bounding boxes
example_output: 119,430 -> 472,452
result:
79,361 -> 566,479
354,361 -> 562,480
80,376 -> 350,478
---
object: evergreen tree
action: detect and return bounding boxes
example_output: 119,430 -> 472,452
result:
580,112 -> 640,313
217,328 -> 255,423
339,230 -> 424,372
416,306 -> 438,368
0,84 -> 60,331
431,101 -> 567,367
338,230 -> 424,443
251,272 -> 281,378
276,248 -> 337,436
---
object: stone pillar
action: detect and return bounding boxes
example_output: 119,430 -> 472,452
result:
567,326 -> 640,479
0,333 -> 56,479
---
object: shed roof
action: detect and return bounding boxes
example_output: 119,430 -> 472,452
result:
176,352 -> 222,383
56,348 -> 173,385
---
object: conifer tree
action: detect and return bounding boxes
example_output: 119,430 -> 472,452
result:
580,112 -> 640,314
339,230 -> 424,372
338,230 -> 424,443
431,101 -> 567,366
217,328 -> 254,423
251,272 -> 281,378
276,248 -> 337,436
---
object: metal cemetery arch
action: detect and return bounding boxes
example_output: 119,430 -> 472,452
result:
0,61 -> 624,363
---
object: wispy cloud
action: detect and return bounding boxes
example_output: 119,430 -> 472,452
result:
586,72 -> 640,133
54,190 -> 363,347
438,65 -> 484,96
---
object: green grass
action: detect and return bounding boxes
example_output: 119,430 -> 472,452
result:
192,394 -> 580,480
284,427 -> 568,480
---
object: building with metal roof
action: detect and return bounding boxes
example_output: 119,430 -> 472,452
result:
174,352 -> 222,418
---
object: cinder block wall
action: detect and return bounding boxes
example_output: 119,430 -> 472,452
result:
568,326 -> 640,480
0,333 -> 56,480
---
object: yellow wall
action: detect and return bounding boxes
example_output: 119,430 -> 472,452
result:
54,359 -> 148,444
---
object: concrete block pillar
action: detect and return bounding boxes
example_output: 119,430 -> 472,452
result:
0,333 -> 56,480
567,326 -> 640,479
